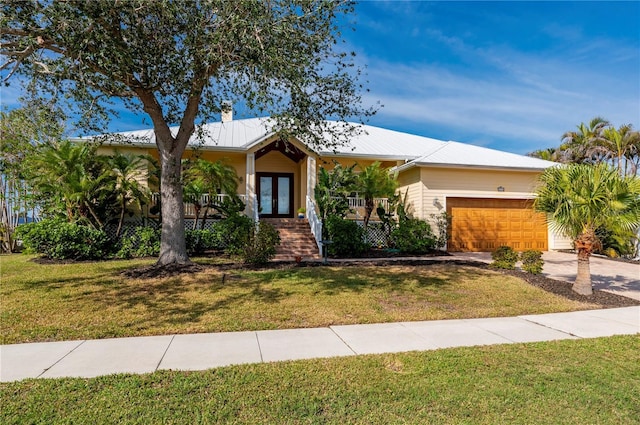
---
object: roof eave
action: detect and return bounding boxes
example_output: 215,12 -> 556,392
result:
414,162 -> 552,172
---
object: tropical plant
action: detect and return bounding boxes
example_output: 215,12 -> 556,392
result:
24,140 -> 112,228
596,125 -> 640,176
527,147 -> 562,162
182,179 -> 208,230
183,158 -> 241,228
107,152 -> 151,238
314,163 -> 358,225
3,1 -> 374,266
559,117 -> 610,164
355,162 -> 398,228
528,118 -> 640,177
535,163 -> 640,294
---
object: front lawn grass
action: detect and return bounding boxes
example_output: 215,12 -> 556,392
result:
1,254 -> 600,344
2,335 -> 638,424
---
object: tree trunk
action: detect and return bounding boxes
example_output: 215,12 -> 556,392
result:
156,149 -> 191,266
364,198 -> 373,228
116,200 -> 126,239
574,249 -> 592,295
135,85 -> 202,267
193,204 -> 200,230
573,232 -> 596,295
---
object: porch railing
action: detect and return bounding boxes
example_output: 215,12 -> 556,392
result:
149,193 -> 247,218
306,195 -> 322,253
252,194 -> 259,224
331,196 -> 390,220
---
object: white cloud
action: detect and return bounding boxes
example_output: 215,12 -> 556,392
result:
356,27 -> 639,155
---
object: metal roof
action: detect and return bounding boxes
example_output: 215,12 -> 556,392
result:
95,117 -> 555,170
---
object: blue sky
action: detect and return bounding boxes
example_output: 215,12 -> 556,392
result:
2,1 -> 638,155
343,1 -> 640,154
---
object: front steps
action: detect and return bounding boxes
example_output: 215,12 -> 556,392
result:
262,218 -> 321,261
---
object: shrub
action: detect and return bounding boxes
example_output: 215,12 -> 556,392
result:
391,218 -> 436,254
239,221 -> 280,265
490,245 -> 518,270
116,227 -> 160,258
520,250 -> 544,274
430,212 -> 451,250
211,213 -> 253,255
15,218 -> 110,260
185,229 -> 218,255
325,216 -> 368,257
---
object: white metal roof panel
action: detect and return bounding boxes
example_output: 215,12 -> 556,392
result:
319,122 -> 447,159
92,117 -> 554,170
410,141 -> 555,170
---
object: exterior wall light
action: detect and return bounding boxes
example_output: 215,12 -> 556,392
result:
497,186 -> 505,192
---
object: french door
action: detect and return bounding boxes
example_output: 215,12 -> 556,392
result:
257,173 -> 294,218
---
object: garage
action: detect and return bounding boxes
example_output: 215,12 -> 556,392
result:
446,198 -> 548,252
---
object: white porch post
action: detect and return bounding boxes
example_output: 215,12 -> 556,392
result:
246,153 -> 256,217
306,155 -> 317,202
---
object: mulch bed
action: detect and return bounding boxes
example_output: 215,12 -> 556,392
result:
494,266 -> 640,308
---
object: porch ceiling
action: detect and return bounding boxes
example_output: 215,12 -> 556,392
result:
255,139 -> 306,163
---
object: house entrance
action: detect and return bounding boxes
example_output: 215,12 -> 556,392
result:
257,173 -> 294,218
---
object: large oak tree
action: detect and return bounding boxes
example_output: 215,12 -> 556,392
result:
1,0 -> 373,266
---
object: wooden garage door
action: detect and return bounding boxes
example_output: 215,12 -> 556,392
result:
447,198 -> 547,252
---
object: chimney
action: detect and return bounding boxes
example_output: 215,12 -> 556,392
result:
221,101 -> 233,123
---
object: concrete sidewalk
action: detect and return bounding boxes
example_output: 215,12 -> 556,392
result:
2,306 -> 638,383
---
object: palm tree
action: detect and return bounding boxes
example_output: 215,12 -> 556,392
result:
26,140 -> 111,228
594,124 -> 640,176
559,117 -> 610,164
355,162 -> 397,228
527,147 -> 561,162
107,152 -> 151,238
183,158 -> 240,225
183,179 -> 207,229
314,162 -> 358,223
535,163 -> 640,295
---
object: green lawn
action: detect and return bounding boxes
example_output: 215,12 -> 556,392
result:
2,335 -> 638,424
1,254 -> 601,344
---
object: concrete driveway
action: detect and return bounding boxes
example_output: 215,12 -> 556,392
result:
452,251 -> 640,301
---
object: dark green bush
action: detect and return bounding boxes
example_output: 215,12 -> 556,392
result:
390,218 -> 436,254
116,227 -> 161,258
520,250 -> 544,274
490,245 -> 519,269
16,218 -> 110,260
211,213 -> 253,255
325,216 -> 368,257
239,221 -> 280,265
185,229 -> 218,255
